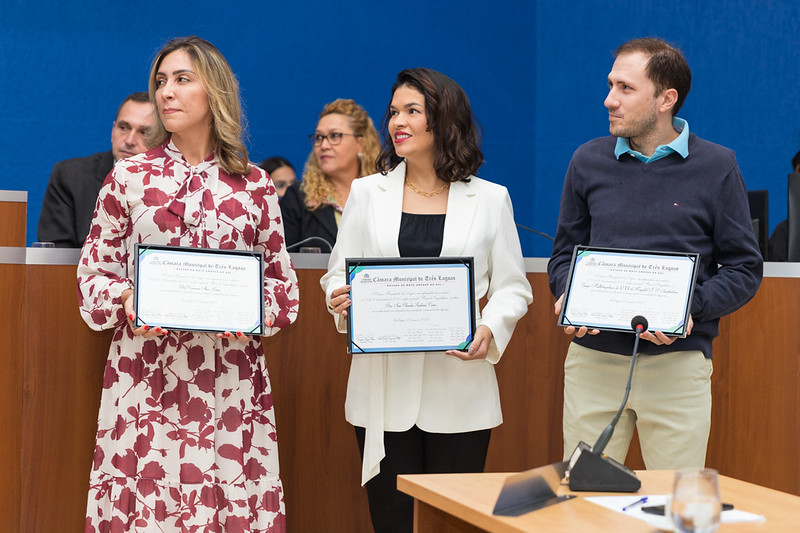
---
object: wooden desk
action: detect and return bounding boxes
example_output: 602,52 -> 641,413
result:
398,470 -> 800,532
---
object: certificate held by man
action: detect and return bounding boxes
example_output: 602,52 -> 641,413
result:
345,257 -> 477,354
134,244 -> 265,335
557,246 -> 699,337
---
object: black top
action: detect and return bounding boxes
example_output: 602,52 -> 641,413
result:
279,182 -> 338,252
398,212 -> 446,257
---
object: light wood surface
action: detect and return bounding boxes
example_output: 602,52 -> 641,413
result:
398,470 -> 800,532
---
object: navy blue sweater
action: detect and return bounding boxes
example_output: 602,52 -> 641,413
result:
547,134 -> 763,358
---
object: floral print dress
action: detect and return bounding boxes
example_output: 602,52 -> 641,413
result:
78,140 -> 299,532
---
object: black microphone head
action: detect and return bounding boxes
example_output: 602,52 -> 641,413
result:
631,315 -> 648,332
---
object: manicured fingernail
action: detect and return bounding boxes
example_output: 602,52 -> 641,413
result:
128,314 -> 134,320
156,327 -> 162,333
144,325 -> 149,331
225,332 -> 231,337
236,332 -> 243,337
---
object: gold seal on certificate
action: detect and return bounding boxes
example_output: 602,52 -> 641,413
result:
134,244 -> 264,334
557,246 -> 699,337
345,257 -> 476,354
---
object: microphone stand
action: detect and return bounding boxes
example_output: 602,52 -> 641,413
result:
591,328 -> 642,455
515,223 -> 555,242
286,236 -> 333,253
566,316 -> 648,492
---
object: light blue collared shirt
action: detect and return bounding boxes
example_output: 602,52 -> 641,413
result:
614,117 -> 690,163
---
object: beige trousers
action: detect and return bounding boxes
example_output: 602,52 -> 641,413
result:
563,342 -> 713,469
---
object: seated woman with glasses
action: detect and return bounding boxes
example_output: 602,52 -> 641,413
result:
279,99 -> 380,252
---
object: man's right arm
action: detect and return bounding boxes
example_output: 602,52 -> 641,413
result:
547,159 -> 590,298
38,161 -> 78,248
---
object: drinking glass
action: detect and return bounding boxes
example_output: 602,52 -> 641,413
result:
670,468 -> 722,533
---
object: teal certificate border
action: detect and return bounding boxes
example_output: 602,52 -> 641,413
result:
345,256 -> 476,354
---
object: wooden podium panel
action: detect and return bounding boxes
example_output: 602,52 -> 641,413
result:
3,252 -> 799,532
0,192 -> 26,530
0,261 -> 25,530
486,272 -> 572,472
0,190 -> 27,247
708,275 -> 800,494
261,270 -> 372,531
20,264 -> 112,533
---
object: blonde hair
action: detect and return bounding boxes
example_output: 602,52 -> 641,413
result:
301,99 -> 380,209
148,36 -> 250,175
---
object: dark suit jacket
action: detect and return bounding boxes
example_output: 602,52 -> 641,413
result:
279,182 -> 338,252
37,151 -> 114,248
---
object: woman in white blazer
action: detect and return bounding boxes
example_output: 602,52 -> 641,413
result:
320,68 -> 533,533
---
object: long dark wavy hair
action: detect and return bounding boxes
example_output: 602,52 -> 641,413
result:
376,68 -> 483,182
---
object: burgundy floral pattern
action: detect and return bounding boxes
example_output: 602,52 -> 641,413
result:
78,141 -> 299,532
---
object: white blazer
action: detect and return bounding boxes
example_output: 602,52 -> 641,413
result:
320,161 -> 533,483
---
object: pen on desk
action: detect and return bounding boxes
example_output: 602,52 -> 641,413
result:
622,497 -> 648,511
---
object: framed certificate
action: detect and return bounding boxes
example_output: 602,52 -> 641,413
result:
345,257 -> 476,354
557,246 -> 699,337
134,244 -> 264,335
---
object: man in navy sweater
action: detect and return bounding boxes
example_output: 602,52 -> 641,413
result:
547,38 -> 762,469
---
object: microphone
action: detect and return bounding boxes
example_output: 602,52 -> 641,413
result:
515,223 -> 555,242
591,315 -> 647,455
286,236 -> 333,253
566,315 -> 648,492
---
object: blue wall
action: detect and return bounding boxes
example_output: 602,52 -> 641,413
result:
3,1 -> 800,257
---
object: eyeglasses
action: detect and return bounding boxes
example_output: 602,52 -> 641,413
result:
309,132 -> 361,146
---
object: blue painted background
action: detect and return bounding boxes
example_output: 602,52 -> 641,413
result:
2,1 -> 799,257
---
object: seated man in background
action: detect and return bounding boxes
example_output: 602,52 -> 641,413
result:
767,149 -> 800,261
37,91 -> 154,248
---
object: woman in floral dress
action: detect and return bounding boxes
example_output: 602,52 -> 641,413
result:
78,36 -> 298,532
